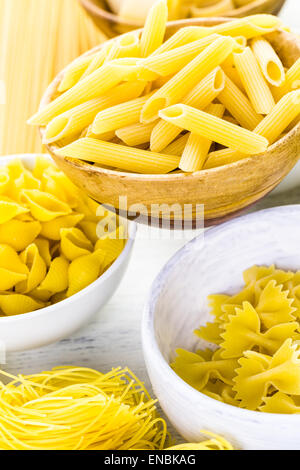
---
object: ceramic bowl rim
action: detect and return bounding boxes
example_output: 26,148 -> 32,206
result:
142,204 -> 300,422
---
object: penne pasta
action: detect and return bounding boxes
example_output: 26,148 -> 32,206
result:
92,91 -> 155,135
28,62 -> 132,126
142,36 -> 235,123
140,34 -> 220,77
44,81 -> 146,144
161,133 -> 189,156
250,37 -> 285,87
58,55 -> 97,93
105,32 -> 141,62
254,89 -> 300,144
272,58 -> 300,101
116,121 -> 157,146
80,43 -> 115,81
218,74 -> 262,130
57,138 -> 180,174
233,47 -> 275,114
140,0 -> 168,57
151,67 -> 225,152
159,104 -> 269,154
204,148 -> 248,169
179,103 -> 225,172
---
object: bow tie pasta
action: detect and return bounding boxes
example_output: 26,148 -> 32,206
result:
0,157 -> 127,317
171,265 -> 300,413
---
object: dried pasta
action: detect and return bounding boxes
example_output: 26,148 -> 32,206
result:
171,265 -> 300,413
0,157 -> 127,317
28,4 -> 297,175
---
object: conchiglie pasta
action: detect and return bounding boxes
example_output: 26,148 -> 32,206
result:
0,158 -> 127,317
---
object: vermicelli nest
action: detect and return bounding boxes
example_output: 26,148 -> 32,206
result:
0,366 -> 170,450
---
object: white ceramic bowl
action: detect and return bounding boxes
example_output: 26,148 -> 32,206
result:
0,154 -> 136,352
143,205 -> 300,450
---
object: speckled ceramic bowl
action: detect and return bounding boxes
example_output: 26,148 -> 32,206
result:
142,205 -> 300,450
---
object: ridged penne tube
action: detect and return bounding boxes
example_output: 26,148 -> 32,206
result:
92,92 -> 155,135
194,15 -> 282,40
58,55 -> 97,93
142,36 -> 234,123
116,121 -> 157,146
44,82 -> 146,144
85,126 -> 115,142
80,43 -> 114,80
151,67 -> 225,152
105,32 -> 141,62
190,0 -> 234,17
233,47 -> 275,114
179,103 -> 225,172
250,37 -> 285,87
254,90 -> 300,144
218,74 -> 262,130
161,133 -> 189,156
204,148 -> 248,169
57,138 -> 180,174
151,26 -> 214,56
140,34 -> 219,77
159,104 -> 269,154
140,0 -> 168,57
272,58 -> 300,101
28,62 -> 132,126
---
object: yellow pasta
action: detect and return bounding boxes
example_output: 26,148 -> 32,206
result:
67,249 -> 106,297
179,103 -> 225,172
60,227 -> 93,261
272,58 -> 300,101
233,47 -> 275,114
105,31 -> 141,61
0,157 -> 128,316
159,104 -> 269,154
218,74 -> 262,130
151,67 -> 225,152
250,36 -> 285,87
44,81 -> 146,143
58,54 -> 98,93
116,121 -> 157,146
140,0 -> 168,57
204,148 -> 248,169
92,92 -> 154,135
57,138 -> 180,174
141,36 -> 234,123
0,0 -> 106,155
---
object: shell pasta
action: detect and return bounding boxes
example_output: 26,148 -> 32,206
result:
0,157 -> 127,317
29,3 -> 300,175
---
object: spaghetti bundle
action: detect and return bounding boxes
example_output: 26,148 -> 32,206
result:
0,0 -> 106,155
0,367 -> 169,450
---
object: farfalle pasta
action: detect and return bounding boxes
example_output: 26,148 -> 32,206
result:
171,265 -> 300,413
0,157 -> 127,317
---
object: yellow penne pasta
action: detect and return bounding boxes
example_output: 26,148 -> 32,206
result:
204,148 -> 248,169
58,54 -> 97,93
218,74 -> 262,130
161,133 -> 189,156
233,47 -> 275,114
140,34 -> 220,77
141,36 -> 234,123
159,104 -> 269,154
250,37 -> 285,87
28,62 -> 133,126
44,81 -> 146,144
151,67 -> 225,152
152,26 -> 213,56
105,32 -> 141,62
116,121 -> 157,146
272,58 -> 300,101
56,138 -> 180,174
254,89 -> 300,144
92,92 -> 155,135
80,44 -> 114,81
140,0 -> 168,57
179,103 -> 225,172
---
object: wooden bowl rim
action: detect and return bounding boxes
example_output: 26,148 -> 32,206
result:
79,0 -> 287,26
40,18 -> 300,182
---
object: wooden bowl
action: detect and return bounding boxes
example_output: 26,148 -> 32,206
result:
79,0 -> 287,37
40,19 -> 300,228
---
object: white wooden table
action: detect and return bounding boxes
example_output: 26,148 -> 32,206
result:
5,0 -> 300,444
